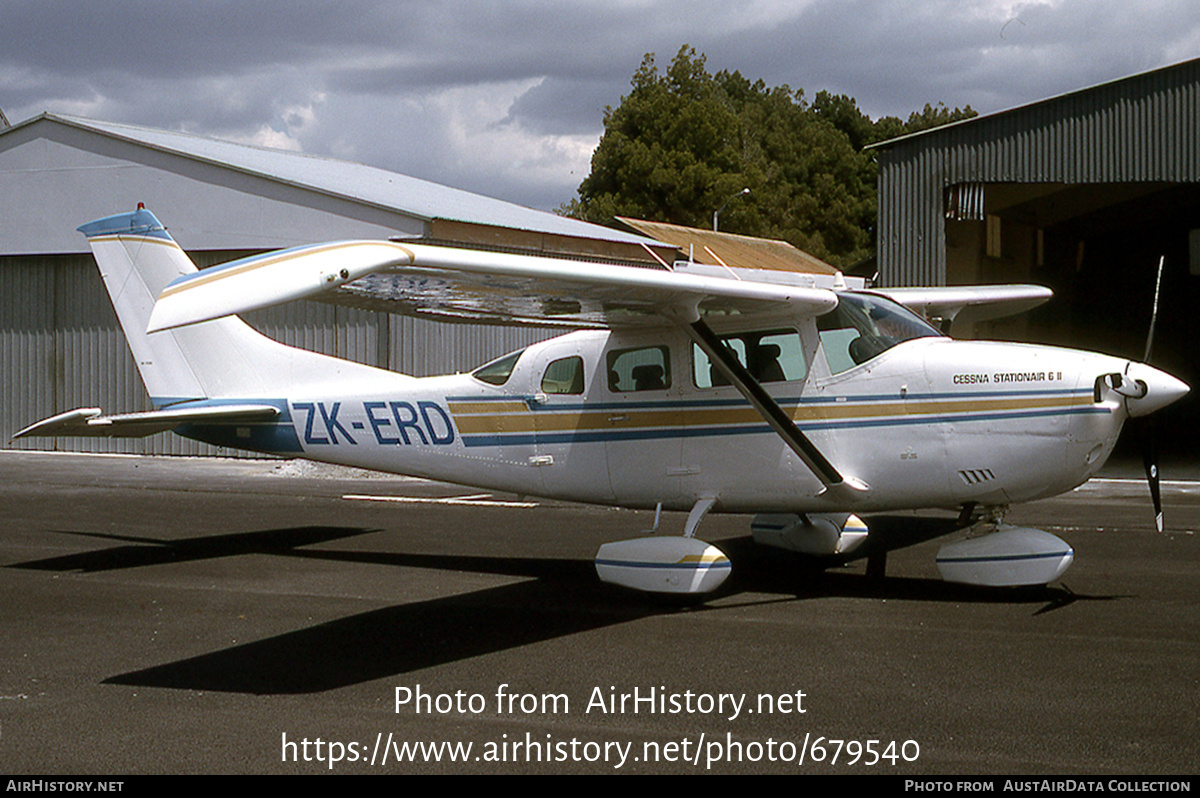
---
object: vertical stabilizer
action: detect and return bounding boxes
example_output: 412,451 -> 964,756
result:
78,209 -> 399,406
79,210 -> 207,404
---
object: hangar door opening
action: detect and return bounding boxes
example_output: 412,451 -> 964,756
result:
946,181 -> 1200,455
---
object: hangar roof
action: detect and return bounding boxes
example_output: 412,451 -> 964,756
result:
869,56 -> 1200,152
616,217 -> 837,274
1,112 -> 656,251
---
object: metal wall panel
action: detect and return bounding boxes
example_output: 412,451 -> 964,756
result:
390,316 -> 553,378
0,121 -> 428,256
3,254 -> 228,455
2,252 -> 556,458
876,60 -> 1200,286
1,257 -> 56,450
0,116 -> 639,459
52,255 -> 149,455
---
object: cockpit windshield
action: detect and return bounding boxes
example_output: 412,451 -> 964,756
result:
817,293 -> 943,374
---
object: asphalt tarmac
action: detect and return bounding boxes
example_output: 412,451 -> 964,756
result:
0,451 -> 1196,775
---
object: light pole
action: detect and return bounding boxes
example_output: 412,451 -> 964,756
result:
713,187 -> 750,232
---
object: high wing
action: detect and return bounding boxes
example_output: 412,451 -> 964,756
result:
138,238 -> 1052,502
146,241 -> 839,332
871,284 -> 1052,331
144,238 -> 872,498
13,403 -> 280,440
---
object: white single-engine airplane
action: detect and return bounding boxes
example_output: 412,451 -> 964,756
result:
15,208 -> 1190,594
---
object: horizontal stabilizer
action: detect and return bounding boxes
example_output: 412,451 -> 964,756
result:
147,240 -> 838,331
13,404 -> 280,439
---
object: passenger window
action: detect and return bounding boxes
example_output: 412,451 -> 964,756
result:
607,346 -> 670,392
541,356 -> 584,395
693,329 -> 806,388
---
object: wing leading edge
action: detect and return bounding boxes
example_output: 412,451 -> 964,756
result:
872,284 -> 1052,331
146,240 -> 840,332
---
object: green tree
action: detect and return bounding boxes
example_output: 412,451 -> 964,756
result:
571,49 -> 743,231
566,46 -> 975,269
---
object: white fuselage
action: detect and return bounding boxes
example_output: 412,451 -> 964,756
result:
186,316 -> 1133,515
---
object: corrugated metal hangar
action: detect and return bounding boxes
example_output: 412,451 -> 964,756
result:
6,54 -> 1200,456
0,113 -> 668,454
873,57 -> 1200,450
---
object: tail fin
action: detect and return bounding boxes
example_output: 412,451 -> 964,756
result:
79,209 -> 394,406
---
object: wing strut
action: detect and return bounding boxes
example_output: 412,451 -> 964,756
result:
683,318 -> 868,501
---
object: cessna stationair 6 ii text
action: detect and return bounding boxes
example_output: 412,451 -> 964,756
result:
16,208 -> 1189,593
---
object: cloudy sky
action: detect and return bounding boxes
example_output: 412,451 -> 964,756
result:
3,0 -> 1199,212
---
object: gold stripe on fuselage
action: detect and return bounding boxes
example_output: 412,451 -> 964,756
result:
448,392 -> 1095,436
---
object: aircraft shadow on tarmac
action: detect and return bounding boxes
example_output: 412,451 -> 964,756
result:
9,519 -> 1117,694
9,526 -> 378,572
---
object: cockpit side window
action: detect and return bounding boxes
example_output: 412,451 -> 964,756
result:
692,329 -> 806,388
472,349 -> 524,386
817,293 -> 942,375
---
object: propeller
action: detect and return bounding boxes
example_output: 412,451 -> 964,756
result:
1140,414 -> 1163,533
1096,256 -> 1184,532
1134,256 -> 1166,532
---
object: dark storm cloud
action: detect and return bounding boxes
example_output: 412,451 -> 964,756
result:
700,0 -> 1200,118
3,1 -> 351,76
3,1 -> 1199,210
498,77 -> 618,136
